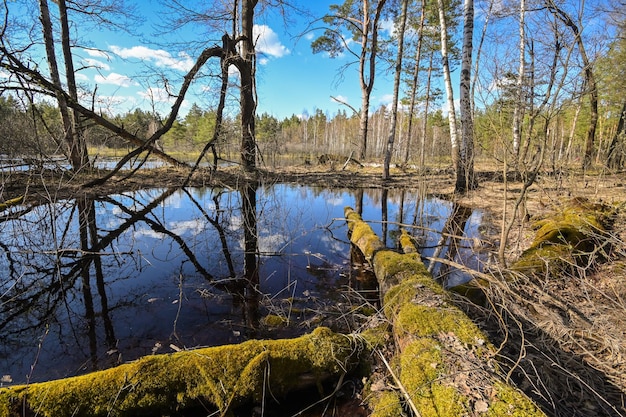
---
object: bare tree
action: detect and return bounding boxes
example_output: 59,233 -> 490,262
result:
312,0 -> 388,161
545,0 -> 598,169
38,0 -> 88,171
383,0 -> 409,180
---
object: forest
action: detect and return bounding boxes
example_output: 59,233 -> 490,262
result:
1,1 -> 626,417
0,0 -> 624,183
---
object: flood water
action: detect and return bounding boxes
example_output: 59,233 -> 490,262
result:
0,182 -> 492,385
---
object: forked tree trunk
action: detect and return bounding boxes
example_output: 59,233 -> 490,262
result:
38,0 -> 84,171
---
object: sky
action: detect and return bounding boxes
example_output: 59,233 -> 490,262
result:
73,0 -> 400,120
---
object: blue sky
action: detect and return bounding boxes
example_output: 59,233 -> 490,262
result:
75,1 -> 398,120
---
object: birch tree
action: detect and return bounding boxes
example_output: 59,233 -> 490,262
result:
436,0 -> 460,171
511,0 -> 525,160
456,0 -> 476,192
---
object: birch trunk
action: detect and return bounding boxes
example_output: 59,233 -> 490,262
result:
456,0 -> 476,192
512,0 -> 526,160
437,0 -> 459,171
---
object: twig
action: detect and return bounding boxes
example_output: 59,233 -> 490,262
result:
377,349 -> 421,417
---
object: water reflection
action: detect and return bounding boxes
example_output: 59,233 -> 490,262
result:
0,183 -> 489,384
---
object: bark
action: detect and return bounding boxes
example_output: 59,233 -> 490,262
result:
344,207 -> 547,417
456,0 -> 477,193
358,0 -> 387,161
382,0 -> 408,180
58,0 -> 89,169
437,0 -> 459,171
239,0 -> 258,171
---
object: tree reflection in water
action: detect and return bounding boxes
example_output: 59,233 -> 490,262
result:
0,184 -> 488,384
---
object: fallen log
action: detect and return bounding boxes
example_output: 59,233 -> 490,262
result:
510,197 -> 617,278
345,207 -> 546,417
0,195 -> 24,211
0,327 -> 363,417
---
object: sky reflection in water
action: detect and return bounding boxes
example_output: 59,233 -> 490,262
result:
0,184 -> 489,384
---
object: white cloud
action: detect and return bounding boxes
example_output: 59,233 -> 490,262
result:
379,19 -> 395,36
332,95 -> 348,104
138,86 -> 174,103
86,49 -> 109,59
110,45 -> 194,72
94,72 -> 135,87
378,93 -> 394,107
253,25 -> 290,60
84,58 -> 110,71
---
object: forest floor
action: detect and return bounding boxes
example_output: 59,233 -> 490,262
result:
2,161 -> 626,416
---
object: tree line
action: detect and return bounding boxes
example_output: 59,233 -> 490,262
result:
0,0 -> 625,192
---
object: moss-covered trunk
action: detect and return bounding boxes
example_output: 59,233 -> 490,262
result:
0,327 -> 362,417
345,207 -> 546,417
510,197 -> 615,278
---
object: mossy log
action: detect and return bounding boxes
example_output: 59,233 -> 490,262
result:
345,207 -> 546,417
510,197 -> 616,278
0,327 -> 362,417
0,196 -> 24,211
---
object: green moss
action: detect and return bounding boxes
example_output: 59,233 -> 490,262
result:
399,339 -> 465,417
399,230 -> 418,254
261,314 -> 287,327
395,303 -> 486,345
0,327 -> 361,417
486,382 -> 545,417
359,323 -> 391,349
368,391 -> 403,417
511,244 -> 575,276
345,207 -> 385,260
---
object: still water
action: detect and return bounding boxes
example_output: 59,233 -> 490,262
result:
0,183 -> 490,385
